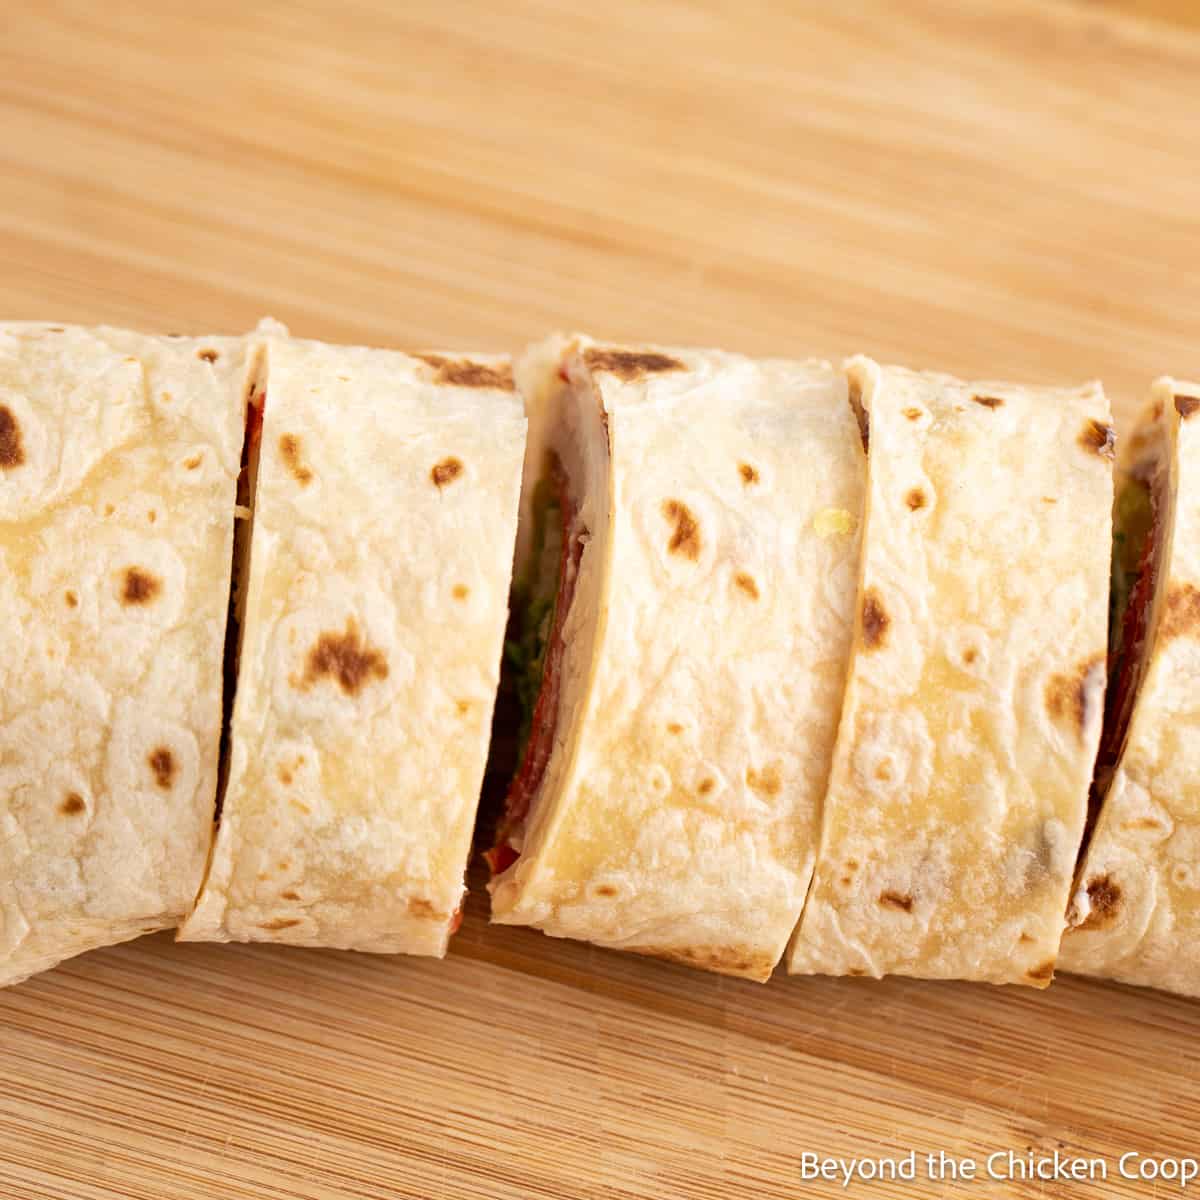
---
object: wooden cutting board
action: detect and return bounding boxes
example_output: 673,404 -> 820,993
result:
3,2 -> 1200,1197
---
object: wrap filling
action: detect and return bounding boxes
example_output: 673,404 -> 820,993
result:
486,451 -> 585,874
1089,445 -> 1164,823
216,375 -> 265,818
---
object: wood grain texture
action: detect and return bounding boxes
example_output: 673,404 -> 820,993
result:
1,1 -> 1200,1197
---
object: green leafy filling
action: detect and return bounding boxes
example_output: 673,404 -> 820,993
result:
1109,474 -> 1153,653
504,477 -> 563,753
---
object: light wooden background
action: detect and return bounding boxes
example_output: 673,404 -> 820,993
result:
2,2 -> 1200,1198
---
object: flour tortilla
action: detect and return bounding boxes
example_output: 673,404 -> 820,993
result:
1060,379 -> 1200,996
0,323 -> 252,987
790,357 -> 1113,986
179,332 -> 525,955
489,335 -> 864,981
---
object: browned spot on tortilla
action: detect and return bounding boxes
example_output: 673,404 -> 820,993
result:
259,917 -> 301,931
278,766 -> 293,786
972,394 -> 1004,409
64,590 -> 78,609
104,504 -> 115,516
905,487 -> 927,511
280,890 -> 301,901
734,571 -> 759,599
874,761 -> 893,782
1019,932 -> 1035,944
59,792 -> 85,816
147,510 -> 156,524
860,588 -> 889,650
278,860 -> 291,871
1026,960 -> 1055,983
839,875 -> 852,886
594,884 -> 618,897
456,699 -> 471,715
279,433 -> 313,485
1078,419 -> 1115,461
431,456 -> 464,488
847,968 -> 868,977
1152,398 -> 1165,421
902,407 -> 923,421
697,778 -> 716,795
1175,394 -> 1200,420
184,453 -> 202,470
582,347 -> 685,382
0,406 -> 24,469
846,859 -> 859,870
1042,496 -> 1058,504
1077,875 -> 1122,932
633,943 -> 769,979
415,354 -> 515,391
299,618 -> 389,696
848,375 -> 869,451
1045,654 -> 1105,735
738,462 -> 759,485
1122,817 -> 1165,831
197,348 -> 219,363
667,721 -> 683,734
408,897 -> 448,920
1159,583 -> 1200,641
161,391 -> 173,405
291,800 -> 311,816
452,583 -> 469,600
662,499 -> 701,560
121,566 -> 161,606
148,747 -> 176,789
878,890 -> 914,913
962,647 -> 978,664
746,765 -> 781,796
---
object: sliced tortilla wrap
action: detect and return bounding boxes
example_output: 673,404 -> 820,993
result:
179,332 -> 525,955
790,357 -> 1112,987
487,335 -> 864,981
1060,379 -> 1200,996
0,323 -> 253,987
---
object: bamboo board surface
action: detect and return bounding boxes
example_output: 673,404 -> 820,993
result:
2,2 -> 1200,1197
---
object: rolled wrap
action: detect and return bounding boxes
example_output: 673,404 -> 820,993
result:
0,323 -> 252,986
790,357 -> 1113,986
489,335 -> 864,981
179,331 -> 525,955
1060,379 -> 1200,996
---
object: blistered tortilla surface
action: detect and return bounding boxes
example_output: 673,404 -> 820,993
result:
492,338 -> 864,980
0,323 -> 247,986
1060,379 -> 1200,996
791,358 -> 1112,986
180,335 -> 524,955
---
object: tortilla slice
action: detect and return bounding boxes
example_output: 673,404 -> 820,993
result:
179,331 -> 525,955
486,335 -> 864,981
1059,379 -> 1200,996
0,323 -> 253,987
789,357 -> 1113,986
